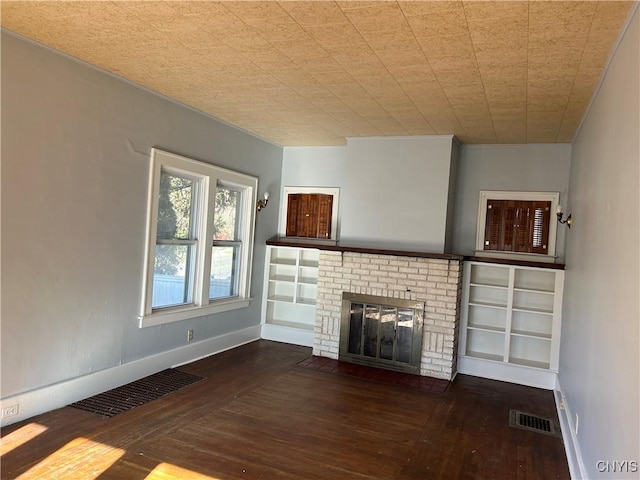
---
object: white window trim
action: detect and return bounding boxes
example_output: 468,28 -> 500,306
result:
279,186 -> 340,241
475,190 -> 560,259
139,148 -> 257,328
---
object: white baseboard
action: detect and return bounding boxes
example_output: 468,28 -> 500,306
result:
554,380 -> 587,479
0,325 -> 261,427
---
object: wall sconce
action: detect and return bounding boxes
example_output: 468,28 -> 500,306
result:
556,205 -> 572,228
256,192 -> 269,211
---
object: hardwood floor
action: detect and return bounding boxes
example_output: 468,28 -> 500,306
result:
1,340 -> 569,479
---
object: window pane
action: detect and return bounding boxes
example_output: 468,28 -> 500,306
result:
157,171 -> 194,240
210,246 -> 239,299
214,186 -> 240,241
152,244 -> 195,308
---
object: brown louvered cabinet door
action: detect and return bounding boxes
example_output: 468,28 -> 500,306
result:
286,193 -> 333,239
484,200 -> 551,254
316,195 -> 333,239
528,201 -> 551,254
286,194 -> 301,237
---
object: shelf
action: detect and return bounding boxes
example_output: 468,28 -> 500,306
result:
511,329 -> 552,340
470,264 -> 509,288
466,351 -> 504,363
508,357 -> 550,370
512,306 -> 553,315
470,282 -> 508,290
468,301 -> 508,310
513,287 -> 554,295
296,298 -> 317,306
511,310 -> 552,338
268,295 -> 294,303
465,329 -> 505,361
514,268 -> 556,292
462,261 -> 563,381
269,275 -> 296,283
512,290 -> 554,313
263,246 -> 319,341
468,324 -> 506,334
270,259 -> 297,266
469,285 -> 508,308
299,260 -> 319,268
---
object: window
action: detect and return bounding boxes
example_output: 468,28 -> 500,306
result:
280,187 -> 340,241
211,185 -> 242,299
140,149 -> 258,327
476,191 -> 559,259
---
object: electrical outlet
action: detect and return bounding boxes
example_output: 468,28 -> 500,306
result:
187,329 -> 194,342
2,404 -> 19,418
575,414 -> 579,435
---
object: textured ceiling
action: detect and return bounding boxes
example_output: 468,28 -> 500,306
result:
1,1 -> 633,146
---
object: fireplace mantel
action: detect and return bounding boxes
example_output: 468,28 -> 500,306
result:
266,236 -> 464,261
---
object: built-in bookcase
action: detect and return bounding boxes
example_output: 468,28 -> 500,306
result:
260,246 -> 319,346
459,261 -> 564,389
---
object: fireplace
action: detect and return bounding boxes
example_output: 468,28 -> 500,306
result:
340,293 -> 424,374
313,249 -> 463,380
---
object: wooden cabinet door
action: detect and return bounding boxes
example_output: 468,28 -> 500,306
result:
316,195 -> 333,239
484,200 -> 551,254
286,193 -> 333,239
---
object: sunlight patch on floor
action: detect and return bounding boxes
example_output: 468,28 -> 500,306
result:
16,437 -> 124,479
145,462 -> 221,479
1,423 -> 48,456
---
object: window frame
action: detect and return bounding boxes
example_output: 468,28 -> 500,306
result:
139,149 -> 258,328
476,191 -> 560,259
279,186 -> 340,241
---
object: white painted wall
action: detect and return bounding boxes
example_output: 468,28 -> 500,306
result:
559,6 -> 639,479
1,32 -> 282,405
451,144 -> 572,261
340,136 -> 455,252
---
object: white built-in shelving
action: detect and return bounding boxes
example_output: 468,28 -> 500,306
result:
458,261 -> 564,389
260,246 -> 319,346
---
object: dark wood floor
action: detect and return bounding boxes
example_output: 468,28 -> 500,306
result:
1,340 -> 569,479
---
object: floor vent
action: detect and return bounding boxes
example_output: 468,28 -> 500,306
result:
510,409 -> 559,436
70,369 -> 204,418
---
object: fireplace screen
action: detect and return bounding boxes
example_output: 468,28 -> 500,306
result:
340,293 -> 424,374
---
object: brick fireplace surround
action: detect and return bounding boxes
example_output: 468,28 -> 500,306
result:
312,248 -> 464,381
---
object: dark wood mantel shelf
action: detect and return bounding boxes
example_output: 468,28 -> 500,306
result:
266,236 -> 565,269
464,255 -> 565,270
266,236 -> 464,261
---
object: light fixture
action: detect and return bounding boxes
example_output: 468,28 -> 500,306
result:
556,205 -> 572,228
256,192 -> 269,211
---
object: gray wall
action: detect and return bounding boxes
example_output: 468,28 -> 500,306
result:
341,136 -> 455,252
281,146 -> 347,188
444,139 -> 460,252
451,143 -> 572,261
1,31 -> 283,397
560,6 -> 639,478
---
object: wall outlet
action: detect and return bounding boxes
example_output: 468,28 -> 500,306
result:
187,329 -> 194,342
2,404 -> 19,418
575,414 -> 579,435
